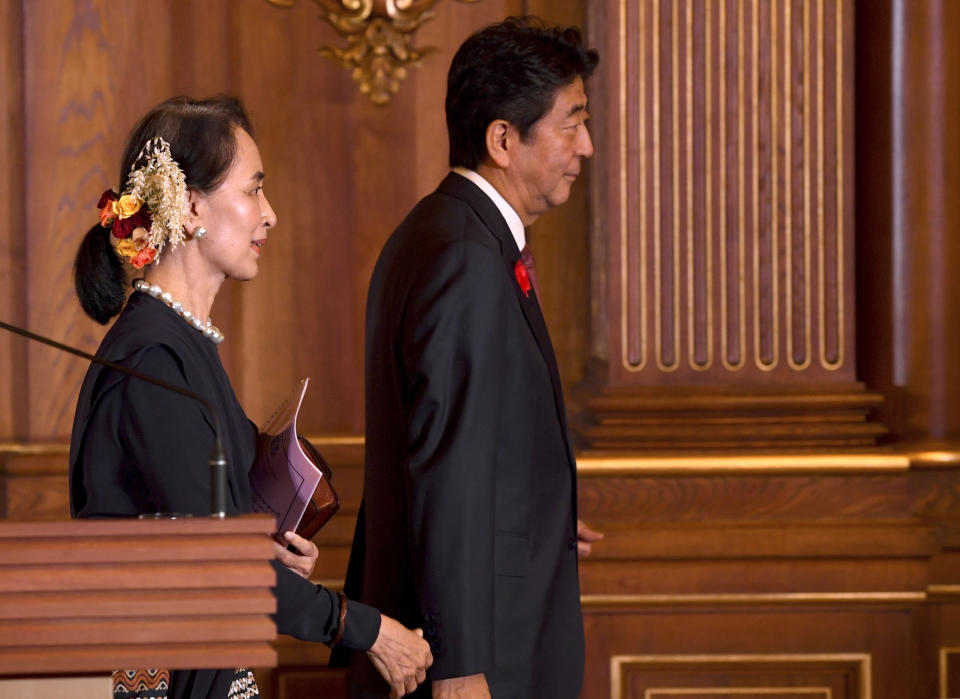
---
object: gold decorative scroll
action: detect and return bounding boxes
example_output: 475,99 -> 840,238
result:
267,0 -> 482,106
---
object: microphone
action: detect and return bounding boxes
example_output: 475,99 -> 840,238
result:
0,319 -> 229,517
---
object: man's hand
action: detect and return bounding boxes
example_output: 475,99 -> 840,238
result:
432,673 -> 491,698
273,531 -> 319,579
577,519 -> 604,557
367,614 -> 434,698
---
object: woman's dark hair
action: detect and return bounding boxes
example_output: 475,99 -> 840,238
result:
445,16 -> 599,170
74,96 -> 253,324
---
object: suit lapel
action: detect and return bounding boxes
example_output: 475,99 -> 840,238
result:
509,267 -> 575,465
435,174 -> 575,468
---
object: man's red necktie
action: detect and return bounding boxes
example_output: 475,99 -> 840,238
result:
520,244 -> 542,301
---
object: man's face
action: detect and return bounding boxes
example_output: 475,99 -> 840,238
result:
507,77 -> 594,224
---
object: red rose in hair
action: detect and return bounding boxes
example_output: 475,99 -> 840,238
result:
514,258 -> 531,297
97,190 -> 117,209
112,217 -> 134,239
111,207 -> 152,239
130,206 -> 152,229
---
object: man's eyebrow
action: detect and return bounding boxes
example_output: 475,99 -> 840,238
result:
566,103 -> 587,118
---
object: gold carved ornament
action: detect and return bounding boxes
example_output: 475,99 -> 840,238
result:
266,0 -> 482,106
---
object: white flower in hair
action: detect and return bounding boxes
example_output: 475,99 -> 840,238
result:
123,137 -> 189,257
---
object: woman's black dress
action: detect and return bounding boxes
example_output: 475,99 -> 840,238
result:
69,291 -> 379,698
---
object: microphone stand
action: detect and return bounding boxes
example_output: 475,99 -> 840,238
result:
0,319 -> 229,517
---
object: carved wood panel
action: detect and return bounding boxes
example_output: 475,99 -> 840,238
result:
1,0 -> 557,443
4,445 -> 960,698
593,0 -> 854,386
611,654 -> 867,699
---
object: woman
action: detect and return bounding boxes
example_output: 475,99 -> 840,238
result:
70,96 -> 431,698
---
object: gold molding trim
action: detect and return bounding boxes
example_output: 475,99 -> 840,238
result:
928,585 -> 960,597
266,0 -> 481,106
700,0 -> 714,374
0,442 -> 69,455
645,688 -> 830,698
736,0 -> 746,370
7,441 -> 956,476
582,591 -> 924,609
825,0 -> 846,371
907,449 -> 960,468
655,0 -> 680,373
803,0 -> 813,367
653,0 -> 663,370
276,583 -> 923,611
0,437 -> 363,457
940,646 -> 960,699
815,0 -> 827,368
785,0 -> 812,372
575,453 -> 910,475
752,0 -> 778,372
610,653 -> 871,699
620,0 -> 646,371
685,0 -> 709,372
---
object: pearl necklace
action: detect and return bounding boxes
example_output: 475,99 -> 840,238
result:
133,278 -> 225,345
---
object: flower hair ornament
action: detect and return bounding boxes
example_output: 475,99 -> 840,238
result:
97,137 -> 189,269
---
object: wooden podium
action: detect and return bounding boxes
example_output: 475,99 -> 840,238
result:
0,515 -> 277,697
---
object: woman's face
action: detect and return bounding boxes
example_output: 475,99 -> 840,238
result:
196,127 -> 277,281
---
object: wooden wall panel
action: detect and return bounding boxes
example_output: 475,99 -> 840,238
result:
229,0 -> 525,431
578,0 -> 879,451
0,0 -> 593,456
610,654 -> 867,699
1,0 -> 588,442
167,1 -> 232,94
0,0 -> 26,440
590,614 -> 906,698
594,0 -> 854,386
13,2 -> 960,698
0,0 -> 576,484
3,445 -> 960,697
856,0 -> 960,447
575,462 -> 956,699
227,0 -> 366,431
943,644 -> 960,699
524,0 -> 594,391
22,2 -> 179,440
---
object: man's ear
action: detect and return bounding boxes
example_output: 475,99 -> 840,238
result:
484,120 -> 512,169
184,188 -> 206,238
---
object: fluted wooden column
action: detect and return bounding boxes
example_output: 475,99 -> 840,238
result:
580,0 -> 882,450
856,0 -> 960,455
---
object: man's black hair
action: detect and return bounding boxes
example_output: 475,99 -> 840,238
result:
445,16 -> 599,170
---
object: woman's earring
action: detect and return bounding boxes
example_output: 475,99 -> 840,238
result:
194,226 -> 207,240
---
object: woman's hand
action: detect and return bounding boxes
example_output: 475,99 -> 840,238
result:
366,614 -> 434,698
273,530 -> 318,579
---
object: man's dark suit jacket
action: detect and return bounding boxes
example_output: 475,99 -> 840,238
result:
336,172 -> 584,698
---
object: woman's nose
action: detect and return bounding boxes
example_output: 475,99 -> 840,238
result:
261,193 -> 278,228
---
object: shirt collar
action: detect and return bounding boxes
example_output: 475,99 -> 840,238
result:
452,167 -> 526,252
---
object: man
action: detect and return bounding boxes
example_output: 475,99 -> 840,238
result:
338,17 -> 602,698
